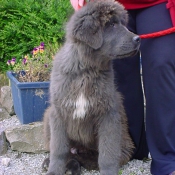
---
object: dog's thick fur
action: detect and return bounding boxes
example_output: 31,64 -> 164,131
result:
43,0 -> 140,174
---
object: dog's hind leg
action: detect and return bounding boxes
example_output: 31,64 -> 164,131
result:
46,105 -> 69,175
98,110 -> 122,175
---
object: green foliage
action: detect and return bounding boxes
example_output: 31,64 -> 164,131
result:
119,170 -> 123,175
0,0 -> 73,73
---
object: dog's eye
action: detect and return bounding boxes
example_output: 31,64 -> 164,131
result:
110,23 -> 116,28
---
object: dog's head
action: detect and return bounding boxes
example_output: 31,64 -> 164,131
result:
66,0 -> 140,59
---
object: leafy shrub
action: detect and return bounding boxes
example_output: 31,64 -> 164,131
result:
0,0 -> 73,73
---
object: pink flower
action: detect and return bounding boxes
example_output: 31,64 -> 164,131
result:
10,58 -> 16,66
39,42 -> 44,53
22,58 -> 27,65
32,47 -> 39,55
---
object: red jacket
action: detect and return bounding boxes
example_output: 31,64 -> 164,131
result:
117,0 -> 167,9
117,0 -> 175,26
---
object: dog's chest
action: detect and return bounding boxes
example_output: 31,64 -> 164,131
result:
65,92 -> 91,120
73,93 -> 89,119
65,92 -> 96,145
62,75 -> 115,145
61,73 -> 114,120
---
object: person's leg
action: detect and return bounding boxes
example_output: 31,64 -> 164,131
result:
137,3 -> 175,174
113,11 -> 149,160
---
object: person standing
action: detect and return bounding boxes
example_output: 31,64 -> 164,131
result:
70,0 -> 175,174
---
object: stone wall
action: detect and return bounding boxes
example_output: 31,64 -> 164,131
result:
0,86 -> 47,155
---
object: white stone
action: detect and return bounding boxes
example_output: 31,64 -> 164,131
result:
1,158 -> 11,166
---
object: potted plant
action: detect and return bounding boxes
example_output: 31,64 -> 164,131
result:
6,43 -> 54,124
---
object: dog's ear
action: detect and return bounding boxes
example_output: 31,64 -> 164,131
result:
74,15 -> 103,49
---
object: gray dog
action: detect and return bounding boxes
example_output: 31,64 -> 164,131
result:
43,0 -> 141,174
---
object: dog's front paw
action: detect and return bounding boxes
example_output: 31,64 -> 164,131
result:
65,159 -> 81,175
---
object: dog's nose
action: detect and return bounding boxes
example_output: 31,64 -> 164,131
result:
132,35 -> 141,44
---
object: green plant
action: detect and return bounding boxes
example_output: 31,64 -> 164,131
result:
0,0 -> 73,73
7,42 -> 58,82
119,169 -> 123,175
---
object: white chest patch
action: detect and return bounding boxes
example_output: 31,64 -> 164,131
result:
73,93 -> 89,119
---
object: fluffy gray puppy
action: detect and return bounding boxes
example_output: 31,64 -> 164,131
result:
43,0 -> 140,174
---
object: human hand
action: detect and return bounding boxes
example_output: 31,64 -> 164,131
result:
70,0 -> 89,10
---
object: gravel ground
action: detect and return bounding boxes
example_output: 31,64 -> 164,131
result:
0,116 -> 152,175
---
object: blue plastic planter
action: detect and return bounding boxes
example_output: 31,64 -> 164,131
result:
7,71 -> 50,124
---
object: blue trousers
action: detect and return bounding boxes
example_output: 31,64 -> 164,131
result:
113,3 -> 175,175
